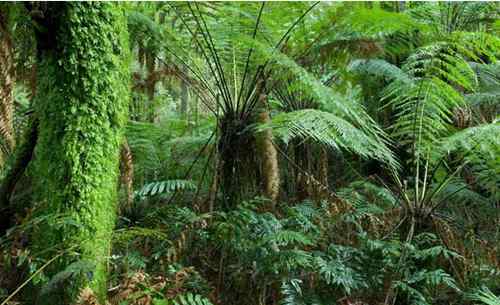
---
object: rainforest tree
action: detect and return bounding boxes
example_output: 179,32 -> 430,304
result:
27,3 -> 129,303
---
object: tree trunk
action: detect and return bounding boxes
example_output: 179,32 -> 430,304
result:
315,147 -> 329,199
0,6 -> 16,162
256,94 -> 280,205
31,3 -> 129,303
0,117 -> 38,236
295,142 -> 313,201
120,139 -> 134,209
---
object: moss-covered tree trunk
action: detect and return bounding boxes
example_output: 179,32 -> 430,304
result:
31,3 -> 129,303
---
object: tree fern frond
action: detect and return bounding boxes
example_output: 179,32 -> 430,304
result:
349,59 -> 411,83
439,121 -> 500,199
465,91 -> 500,108
439,120 -> 500,153
264,109 -> 397,168
387,77 -> 466,149
434,178 -> 493,207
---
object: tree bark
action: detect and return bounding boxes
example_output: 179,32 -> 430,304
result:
315,147 -> 329,198
295,142 -> 313,201
120,139 -> 134,209
0,117 -> 38,236
0,6 -> 16,162
30,3 -> 129,303
256,94 -> 280,204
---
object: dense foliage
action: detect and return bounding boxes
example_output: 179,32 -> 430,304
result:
0,2 -> 499,305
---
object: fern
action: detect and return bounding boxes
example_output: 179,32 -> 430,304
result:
172,293 -> 214,305
349,59 -> 411,83
136,179 -> 197,197
392,281 -> 430,305
383,58 -> 468,150
468,287 -> 500,305
438,121 -> 500,199
40,260 -> 95,296
407,269 -> 460,292
381,31 -> 499,157
280,279 -> 306,305
264,109 -> 397,168
265,230 -> 314,247
315,256 -> 364,295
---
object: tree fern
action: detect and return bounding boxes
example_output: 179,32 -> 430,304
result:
383,44 -> 471,150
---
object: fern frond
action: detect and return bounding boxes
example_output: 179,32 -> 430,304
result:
434,178 -> 493,207
136,179 -> 197,197
265,230 -> 314,247
41,260 -> 95,296
280,279 -> 306,305
264,109 -> 397,168
314,256 -> 364,295
172,293 -> 214,305
468,287 -> 500,305
349,59 -> 411,83
438,121 -> 500,198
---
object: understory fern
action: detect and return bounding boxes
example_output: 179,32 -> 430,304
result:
152,293 -> 214,305
137,179 -> 197,197
469,287 -> 500,305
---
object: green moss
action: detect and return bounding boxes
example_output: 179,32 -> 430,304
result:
32,3 -> 129,303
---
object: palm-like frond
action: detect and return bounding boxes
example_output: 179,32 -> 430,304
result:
381,32 -> 500,154
439,120 -> 500,199
349,59 -> 410,83
253,44 -> 399,166
264,109 -> 397,169
409,2 -> 499,34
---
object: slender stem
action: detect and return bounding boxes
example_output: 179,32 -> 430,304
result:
172,3 -> 231,112
236,2 -> 265,112
191,3 -> 233,111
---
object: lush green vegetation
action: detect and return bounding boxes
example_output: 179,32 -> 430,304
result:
0,2 -> 499,305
